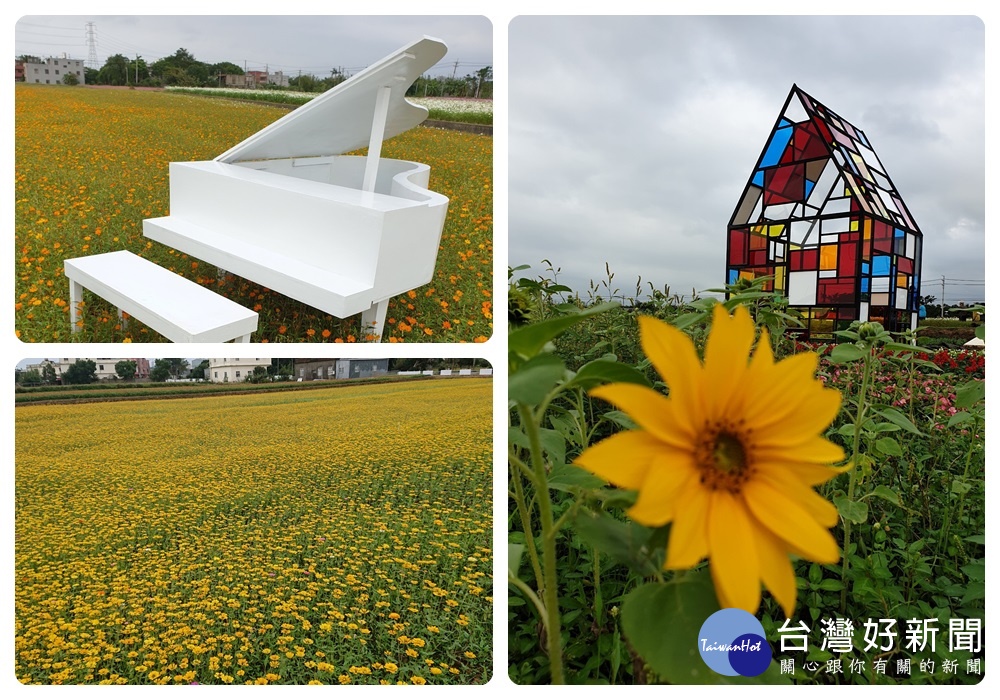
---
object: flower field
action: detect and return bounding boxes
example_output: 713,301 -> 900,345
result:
14,84 -> 493,343
509,271 -> 984,684
15,378 -> 492,684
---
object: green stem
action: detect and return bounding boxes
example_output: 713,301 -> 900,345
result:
510,456 -> 545,594
518,402 -> 565,684
840,347 -> 872,614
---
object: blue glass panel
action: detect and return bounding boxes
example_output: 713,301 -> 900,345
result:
804,180 -> 815,198
861,278 -> 869,292
872,256 -> 891,276
779,118 -> 793,128
752,170 -> 764,187
759,127 -> 793,168
862,262 -> 870,274
894,228 -> 905,238
729,269 -> 739,284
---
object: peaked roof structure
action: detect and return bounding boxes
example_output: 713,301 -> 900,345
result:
726,85 -> 923,339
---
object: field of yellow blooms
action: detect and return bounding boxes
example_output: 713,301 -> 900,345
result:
14,84 -> 493,343
15,379 -> 492,685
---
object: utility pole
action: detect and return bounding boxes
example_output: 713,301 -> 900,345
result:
135,54 -> 139,84
940,276 -> 946,318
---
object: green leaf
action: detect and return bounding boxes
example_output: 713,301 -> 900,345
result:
547,464 -> 606,492
537,428 -> 566,467
955,380 -> 985,410
509,353 -> 565,405
572,510 -> 659,577
872,422 -> 901,433
603,410 -> 639,431
508,541 -> 525,578
833,494 -> 868,524
947,411 -> 973,428
966,534 -> 986,545
961,581 -> 985,604
873,407 -> 923,435
960,562 -> 985,581
509,302 -> 619,359
976,324 -> 985,340
829,343 -> 865,363
874,436 -> 903,457
566,358 -> 651,391
620,575 -> 789,684
620,575 -> 720,683
871,485 -> 900,506
508,426 -> 530,451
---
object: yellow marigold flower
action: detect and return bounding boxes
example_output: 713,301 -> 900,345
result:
411,676 -> 427,685
575,304 -> 848,617
384,662 -> 398,673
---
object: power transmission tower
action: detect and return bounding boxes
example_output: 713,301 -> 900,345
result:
86,22 -> 98,69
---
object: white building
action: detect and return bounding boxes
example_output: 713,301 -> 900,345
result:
208,358 -> 271,383
22,57 -> 86,85
56,358 -> 150,380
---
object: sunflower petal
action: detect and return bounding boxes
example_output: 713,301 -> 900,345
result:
664,478 -> 710,569
590,383 -> 694,448
752,519 -> 799,619
743,479 -> 841,563
707,491 -> 761,614
574,430 -> 662,490
703,305 -> 755,416
626,452 -> 698,527
638,316 -> 704,435
751,387 -> 843,447
754,467 -> 840,528
754,435 -> 846,465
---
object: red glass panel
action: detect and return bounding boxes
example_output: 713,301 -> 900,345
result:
728,230 -> 747,265
874,237 -> 892,253
818,280 -> 855,304
838,239 -> 857,277
750,250 -> 766,266
898,257 -> 914,275
749,234 -> 767,250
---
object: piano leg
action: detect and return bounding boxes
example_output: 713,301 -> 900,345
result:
360,298 -> 389,342
69,279 -> 83,333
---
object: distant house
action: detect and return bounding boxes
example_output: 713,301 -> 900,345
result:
222,70 -> 289,89
22,57 -> 85,85
293,358 -> 389,381
208,358 -> 271,383
55,358 -> 150,380
15,60 -> 25,81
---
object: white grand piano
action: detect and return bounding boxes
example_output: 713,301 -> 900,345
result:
143,36 -> 450,340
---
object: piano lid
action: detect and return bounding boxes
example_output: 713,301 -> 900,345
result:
215,36 -> 448,164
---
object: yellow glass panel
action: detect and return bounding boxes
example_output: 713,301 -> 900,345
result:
767,224 -> 785,237
739,270 -> 755,281
820,245 -> 837,270
775,267 -> 786,292
897,275 -> 908,288
850,219 -> 859,231
863,219 -> 872,239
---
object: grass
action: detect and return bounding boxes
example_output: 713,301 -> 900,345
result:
16,379 -> 492,685
14,84 -> 493,343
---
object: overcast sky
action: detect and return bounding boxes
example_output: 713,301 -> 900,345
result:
510,15 -> 985,305
14,15 -> 492,80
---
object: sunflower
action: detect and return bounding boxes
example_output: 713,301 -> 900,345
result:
574,304 -> 848,617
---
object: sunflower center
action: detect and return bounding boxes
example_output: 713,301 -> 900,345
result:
713,433 -> 746,474
696,421 -> 755,494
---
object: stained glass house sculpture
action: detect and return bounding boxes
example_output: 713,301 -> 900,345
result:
726,85 -> 922,339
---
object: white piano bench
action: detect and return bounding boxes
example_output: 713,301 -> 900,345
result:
64,250 -> 259,343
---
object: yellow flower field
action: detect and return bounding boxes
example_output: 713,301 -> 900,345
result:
15,379 -> 492,684
14,85 -> 493,343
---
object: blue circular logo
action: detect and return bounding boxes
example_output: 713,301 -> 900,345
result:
698,609 -> 771,677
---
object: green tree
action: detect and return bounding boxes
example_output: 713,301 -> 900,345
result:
98,54 -> 130,85
115,360 -> 137,381
150,359 -> 171,383
473,66 -> 492,98
63,359 -> 97,385
20,369 -> 42,386
162,358 -> 189,379
62,72 -> 79,86
41,363 -> 57,385
190,359 -> 210,381
291,74 -> 318,92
